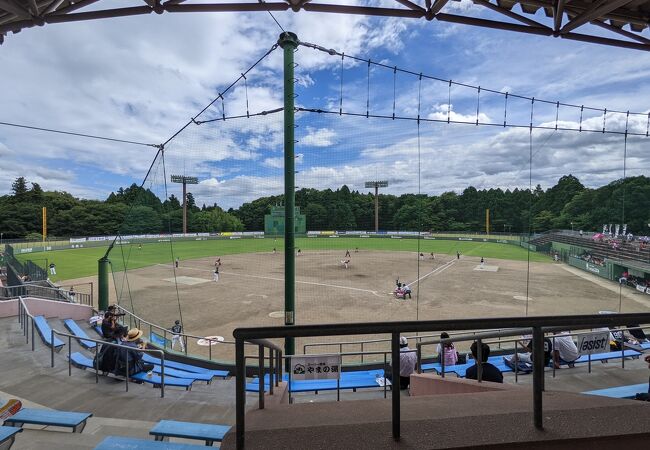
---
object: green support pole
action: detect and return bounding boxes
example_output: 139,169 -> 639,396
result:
98,256 -> 110,311
279,31 -> 298,366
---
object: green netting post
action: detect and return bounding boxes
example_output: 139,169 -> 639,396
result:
98,256 -> 110,311
279,31 -> 298,367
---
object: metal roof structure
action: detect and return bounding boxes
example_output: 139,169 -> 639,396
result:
1,1 -> 649,50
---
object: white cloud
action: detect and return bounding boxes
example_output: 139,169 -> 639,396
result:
301,127 -> 337,147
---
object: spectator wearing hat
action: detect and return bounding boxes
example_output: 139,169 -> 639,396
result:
116,328 -> 154,377
386,336 -> 417,390
170,320 -> 185,352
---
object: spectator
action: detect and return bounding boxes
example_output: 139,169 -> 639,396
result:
504,335 -> 553,368
436,332 -> 459,367
68,286 -> 76,302
626,324 -> 649,343
386,336 -> 417,390
609,327 -> 639,351
552,331 -> 579,368
115,328 -> 154,377
466,342 -> 503,383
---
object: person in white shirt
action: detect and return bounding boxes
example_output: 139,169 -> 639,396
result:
386,336 -> 417,390
552,331 -> 579,368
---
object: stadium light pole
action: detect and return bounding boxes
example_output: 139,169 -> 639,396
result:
365,181 -> 388,232
279,31 -> 299,366
171,175 -> 198,234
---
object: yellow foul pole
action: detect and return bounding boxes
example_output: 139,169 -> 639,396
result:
485,208 -> 490,235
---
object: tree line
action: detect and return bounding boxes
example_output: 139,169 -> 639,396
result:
1,174 -> 649,239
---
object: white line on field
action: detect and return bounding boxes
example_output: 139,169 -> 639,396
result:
405,259 -> 456,287
157,264 -> 385,297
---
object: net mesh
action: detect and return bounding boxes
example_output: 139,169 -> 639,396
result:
104,41 -> 650,362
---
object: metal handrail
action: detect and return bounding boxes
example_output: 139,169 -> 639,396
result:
17,296 -> 35,351
5,284 -> 93,306
233,312 -> 650,450
240,338 -> 283,410
416,325 -> 650,381
50,328 -> 167,398
303,328 -> 518,361
113,305 -> 257,361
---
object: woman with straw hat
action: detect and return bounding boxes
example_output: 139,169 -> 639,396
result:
115,328 -> 154,377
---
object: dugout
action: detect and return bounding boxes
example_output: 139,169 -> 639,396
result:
264,205 -> 306,236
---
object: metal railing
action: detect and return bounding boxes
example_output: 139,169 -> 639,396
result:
50,329 -> 167,398
303,328 -> 518,362
114,305 -> 257,361
416,326 -> 649,383
233,313 -> 650,450
17,296 -> 36,351
3,283 -> 93,306
243,339 -> 283,411
16,297 -> 168,397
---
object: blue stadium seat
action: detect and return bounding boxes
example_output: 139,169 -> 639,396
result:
69,352 -> 195,390
63,319 -> 96,349
573,349 -> 641,364
0,426 -> 22,449
246,369 -> 385,393
582,383 -> 648,399
141,354 -> 228,379
3,408 -> 92,433
149,420 -> 231,446
95,436 -> 203,449
33,316 -> 64,351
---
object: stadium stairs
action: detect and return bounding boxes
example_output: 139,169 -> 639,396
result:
0,314 -> 242,449
3,295 -> 650,448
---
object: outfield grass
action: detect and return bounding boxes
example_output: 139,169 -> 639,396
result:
17,237 -> 549,281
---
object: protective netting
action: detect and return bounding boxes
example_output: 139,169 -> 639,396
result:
105,39 -> 650,362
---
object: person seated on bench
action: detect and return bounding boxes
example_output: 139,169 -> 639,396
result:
626,324 -> 648,343
95,326 -> 127,373
609,327 -> 640,351
436,332 -> 459,366
385,337 -> 417,390
552,331 -> 579,368
466,342 -> 502,383
504,335 -> 553,367
115,328 -> 155,377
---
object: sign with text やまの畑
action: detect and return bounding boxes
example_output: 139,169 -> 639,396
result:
291,355 -> 341,381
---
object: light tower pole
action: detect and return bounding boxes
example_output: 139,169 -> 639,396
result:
365,180 -> 388,232
171,175 -> 198,234
279,31 -> 299,365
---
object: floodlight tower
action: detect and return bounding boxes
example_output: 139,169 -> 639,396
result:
365,180 -> 389,232
171,175 -> 199,234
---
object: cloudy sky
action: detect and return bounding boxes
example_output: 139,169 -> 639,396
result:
1,1 -> 650,209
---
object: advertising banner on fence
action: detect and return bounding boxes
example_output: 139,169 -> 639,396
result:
576,332 -> 610,355
291,355 -> 341,381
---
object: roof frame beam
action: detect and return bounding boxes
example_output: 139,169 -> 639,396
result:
436,11 -> 553,36
562,30 -> 650,51
43,0 -> 65,16
553,0 -> 564,32
0,0 -> 31,19
472,0 -> 549,28
560,0 -> 634,34
429,0 -> 450,15
589,17 -> 650,45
